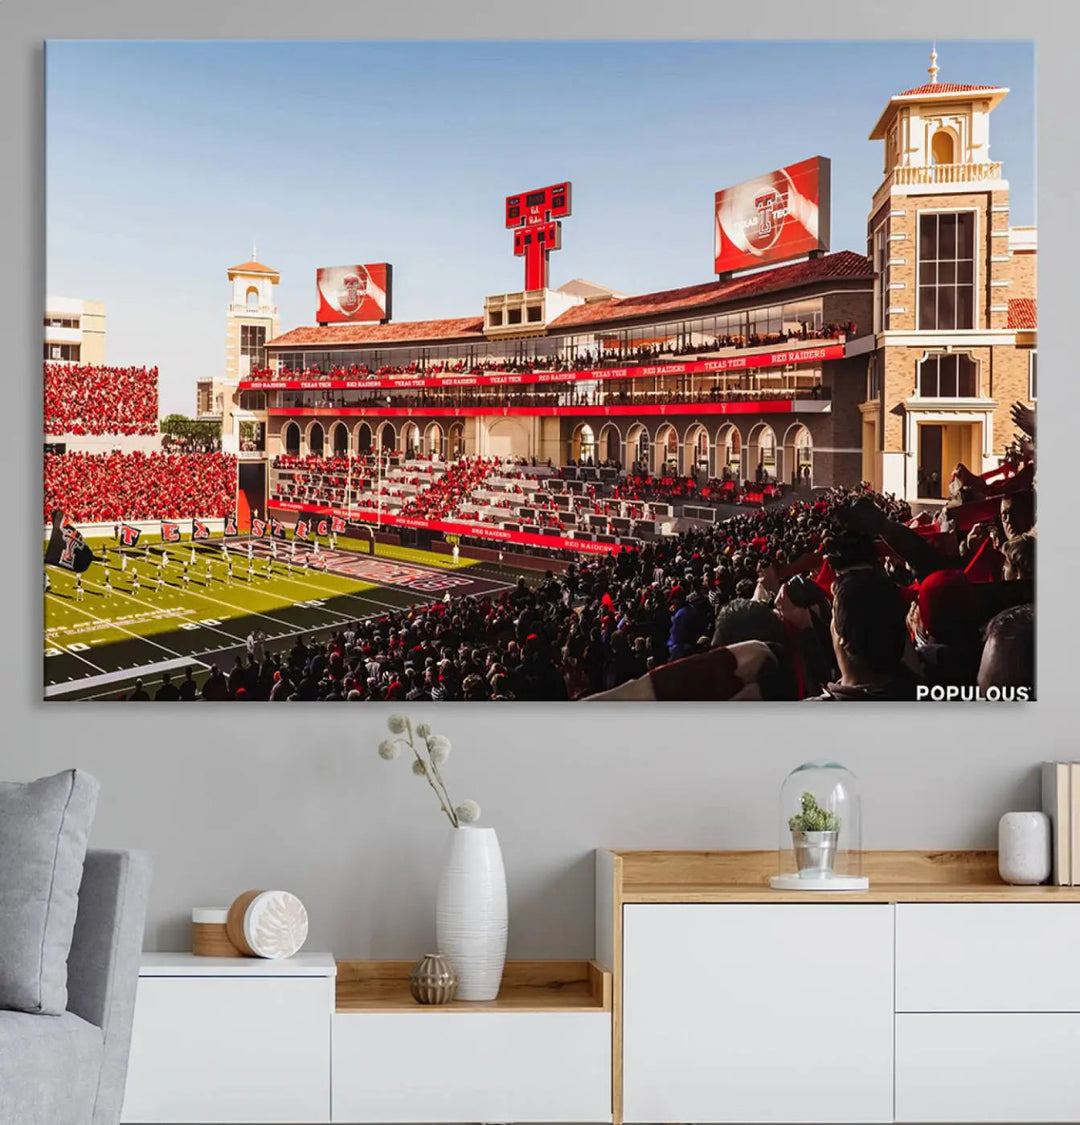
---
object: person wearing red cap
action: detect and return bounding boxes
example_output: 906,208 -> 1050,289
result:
908,569 -> 982,688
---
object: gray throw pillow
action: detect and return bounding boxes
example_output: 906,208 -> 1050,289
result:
0,769 -> 100,1014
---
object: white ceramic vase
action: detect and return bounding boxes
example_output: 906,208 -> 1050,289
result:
435,825 -> 508,1001
998,811 -> 1052,885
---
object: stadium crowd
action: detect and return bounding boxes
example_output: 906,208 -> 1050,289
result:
248,322 -> 855,384
44,363 -> 158,435
44,451 -> 237,522
154,402 -> 1034,702
398,458 -> 501,521
272,381 -> 827,413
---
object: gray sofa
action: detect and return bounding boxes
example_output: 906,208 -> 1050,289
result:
0,849 -> 152,1125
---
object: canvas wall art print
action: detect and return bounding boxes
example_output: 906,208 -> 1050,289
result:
43,39 -> 1036,702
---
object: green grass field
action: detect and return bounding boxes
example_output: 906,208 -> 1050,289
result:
43,531 -> 511,700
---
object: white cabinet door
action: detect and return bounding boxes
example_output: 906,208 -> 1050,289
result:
121,976 -> 332,1123
622,904 -> 894,1124
896,904 -> 1080,1012
896,1013 -> 1080,1122
332,1011 -> 611,1123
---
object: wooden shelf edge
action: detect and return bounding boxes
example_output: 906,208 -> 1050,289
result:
335,959 -> 612,1013
621,886 -> 1080,903
599,850 -> 1080,903
607,849 -> 1006,888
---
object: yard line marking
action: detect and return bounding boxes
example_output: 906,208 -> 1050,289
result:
104,549 -> 381,630
65,576 -> 251,647
41,602 -> 109,676
44,592 -> 186,663
244,568 -> 419,616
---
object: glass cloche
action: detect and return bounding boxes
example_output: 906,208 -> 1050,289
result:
770,762 -> 868,891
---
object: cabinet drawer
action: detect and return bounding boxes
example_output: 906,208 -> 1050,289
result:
332,1011 -> 611,1123
121,976 -> 332,1123
896,904 -> 1080,1012
896,1013 -> 1080,1122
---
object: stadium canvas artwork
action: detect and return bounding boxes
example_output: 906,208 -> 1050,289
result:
43,40 -> 1036,703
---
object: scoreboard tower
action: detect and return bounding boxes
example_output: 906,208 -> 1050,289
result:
504,182 -> 572,291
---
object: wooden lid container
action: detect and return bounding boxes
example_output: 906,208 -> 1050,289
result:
191,907 -> 242,957
226,889 -> 309,959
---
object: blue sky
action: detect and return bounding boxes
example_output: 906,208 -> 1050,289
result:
45,39 -> 1035,416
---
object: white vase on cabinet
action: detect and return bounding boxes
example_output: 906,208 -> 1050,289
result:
435,825 -> 508,1001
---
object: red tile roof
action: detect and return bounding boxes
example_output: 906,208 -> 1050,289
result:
267,316 -> 485,349
265,253 -> 871,349
548,251 -> 872,330
894,82 -> 1004,97
227,260 -> 280,279
1007,298 -> 1037,330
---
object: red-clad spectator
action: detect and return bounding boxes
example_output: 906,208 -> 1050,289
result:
44,364 -> 158,436
44,451 -> 236,521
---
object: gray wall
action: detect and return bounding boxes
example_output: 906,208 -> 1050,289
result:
3,3 -> 1073,960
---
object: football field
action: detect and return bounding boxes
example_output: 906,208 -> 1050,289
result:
44,533 -> 522,700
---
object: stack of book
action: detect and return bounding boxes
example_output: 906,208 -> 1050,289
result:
1041,761 -> 1080,885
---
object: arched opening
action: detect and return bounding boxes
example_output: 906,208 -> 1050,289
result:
715,424 -> 742,480
930,129 -> 955,166
400,421 -> 420,458
282,421 -> 300,457
425,422 -> 444,459
571,422 -> 596,466
354,421 -> 373,456
376,421 -> 396,454
626,423 -> 650,474
245,286 -> 259,310
597,423 -> 622,467
447,422 -> 465,460
783,424 -> 814,488
747,423 -> 777,484
684,424 -> 710,481
331,421 -> 349,458
306,421 -> 325,458
654,423 -> 679,476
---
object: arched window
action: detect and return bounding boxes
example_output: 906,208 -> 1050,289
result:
246,286 -> 259,310
759,428 -> 776,472
918,353 -> 978,398
331,422 -> 349,457
931,130 -> 955,166
572,423 -> 596,464
282,421 -> 300,457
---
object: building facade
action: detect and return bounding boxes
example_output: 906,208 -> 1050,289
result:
225,53 -> 1033,523
217,257 -> 280,454
44,296 -> 106,365
246,253 -> 873,516
862,52 -> 1037,500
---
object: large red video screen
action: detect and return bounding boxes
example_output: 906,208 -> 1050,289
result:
714,157 -> 830,274
316,263 -> 392,324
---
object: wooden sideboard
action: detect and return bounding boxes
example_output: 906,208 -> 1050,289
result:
595,850 -> 1080,1125
120,852 -> 1080,1124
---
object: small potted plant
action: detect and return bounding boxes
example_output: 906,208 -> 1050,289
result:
788,792 -> 841,877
